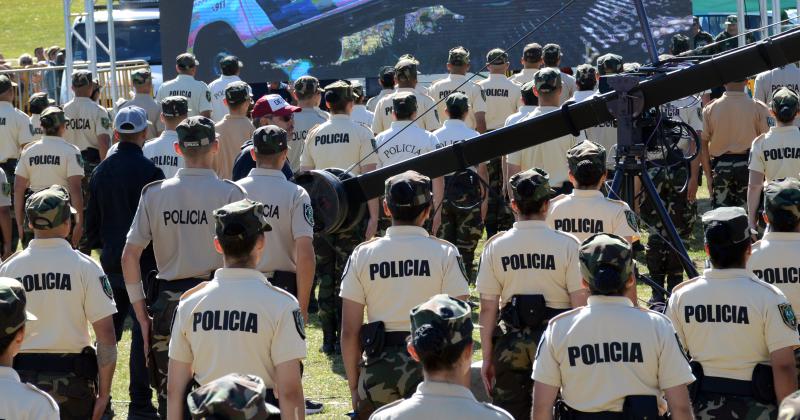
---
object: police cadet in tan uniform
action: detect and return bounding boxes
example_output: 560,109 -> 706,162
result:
478,49 -> 521,131
753,63 -> 800,117
119,68 -> 161,138
214,81 -> 255,179
583,54 -> 624,169
371,295 -> 513,420
429,47 -> 488,133
748,88 -> 800,229
668,207 -> 800,418
477,168 -> 586,419
121,116 -> 245,416
168,199 -> 306,420
340,171 -> 469,419
15,107 -> 84,248
701,79 -> 771,209
546,141 -> 639,243
63,70 -> 112,162
0,277 -> 59,420
367,67 -> 395,113
28,92 -> 53,144
372,58 -> 440,134
532,233 -> 695,419
749,179 -> 800,312
290,76 -> 329,170
508,68 -> 579,195
541,44 -> 576,105
509,43 -> 544,86
143,96 -> 187,178
350,81 -> 374,129
1,186 -> 117,419
156,53 -> 213,119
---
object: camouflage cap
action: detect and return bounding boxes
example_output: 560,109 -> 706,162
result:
72,70 -> 97,88
214,199 -> 272,242
509,168 -> 556,203
28,92 -> 54,115
410,294 -> 473,348
771,86 -> 799,117
579,233 -> 633,293
779,390 -> 800,420
252,125 -> 288,155
0,74 -> 17,94
486,48 -> 509,65
25,185 -> 76,230
520,80 -> 537,105
399,54 -> 420,64
324,80 -> 357,104
724,14 -> 738,25
394,59 -> 418,82
542,43 -> 562,62
131,68 -> 152,85
445,92 -> 469,114
219,55 -> 243,73
39,106 -> 67,129
534,67 -> 562,93
701,206 -> 750,245
597,53 -> 624,75
575,64 -> 597,85
567,140 -> 606,173
0,277 -> 36,339
379,66 -> 396,85
177,52 -> 199,69
522,43 -> 543,62
351,80 -> 365,99
187,373 -> 279,420
225,81 -> 251,105
385,170 -> 432,208
392,91 -> 418,115
293,75 -> 323,97
764,178 -> 800,226
670,34 -> 691,55
161,96 -> 189,117
176,116 -> 216,148
448,46 -> 470,66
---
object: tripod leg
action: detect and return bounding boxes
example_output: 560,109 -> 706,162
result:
609,166 -> 625,200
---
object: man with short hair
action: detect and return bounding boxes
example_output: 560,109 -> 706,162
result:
63,70 -> 112,161
208,55 -> 244,122
366,66 -> 395,112
691,16 -> 714,51
509,43 -> 544,86
214,81 -> 254,179
143,96 -> 187,178
350,81 -> 374,128
119,69 -> 161,137
542,43 -> 576,105
504,81 -> 537,126
478,49 -> 521,131
290,76 -> 329,169
28,92 -> 53,144
372,59 -> 440,134
572,64 -> 597,103
156,53 -> 212,118
583,54 -> 624,164
429,47 -> 488,133
713,15 -> 755,54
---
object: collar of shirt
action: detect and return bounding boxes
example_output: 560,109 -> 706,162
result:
519,68 -> 539,77
443,119 -> 468,129
770,126 -> 798,134
216,75 -> 241,83
41,135 -> 65,143
386,225 -> 429,238
587,295 -> 634,307
222,114 -> 249,121
29,238 -> 72,249
518,105 -> 536,114
331,114 -> 350,121
572,189 -> 603,198
116,141 -> 144,155
0,101 -> 13,110
176,74 -> 194,82
513,220 -> 548,230
414,381 -> 479,401
74,96 -> 93,104
447,74 -> 467,82
353,105 -> 368,111
487,73 -> 506,81
132,93 -> 152,101
722,91 -> 747,98
762,232 -> 800,242
176,168 -> 218,178
0,366 -> 20,382
247,168 -> 285,179
213,268 -> 267,282
702,268 -> 756,280
160,130 -> 178,140
396,87 -> 416,94
390,121 -> 413,130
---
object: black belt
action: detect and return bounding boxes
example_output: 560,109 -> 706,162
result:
15,352 -> 83,373
156,276 -> 207,293
712,153 -> 749,163
700,376 -> 753,397
562,404 -> 623,420
384,331 -> 410,347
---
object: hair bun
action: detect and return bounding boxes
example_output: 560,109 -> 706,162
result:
412,324 -> 447,354
592,265 -> 623,293
516,179 -> 536,197
778,105 -> 796,121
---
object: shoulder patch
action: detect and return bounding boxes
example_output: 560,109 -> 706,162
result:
205,90 -> 211,102
24,382 -> 59,411
180,281 -> 208,300
303,203 -> 314,227
100,275 -> 114,300
779,303 -> 798,330
624,210 -> 638,231
1,182 -> 10,197
100,116 -> 111,130
292,308 -> 306,340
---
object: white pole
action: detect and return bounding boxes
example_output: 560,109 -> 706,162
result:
737,0 -> 746,47
63,0 -> 73,103
107,0 -> 117,111
760,0 -> 769,39
85,0 -> 96,76
774,0 -> 782,34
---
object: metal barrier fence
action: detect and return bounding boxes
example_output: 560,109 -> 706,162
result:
0,59 -> 149,114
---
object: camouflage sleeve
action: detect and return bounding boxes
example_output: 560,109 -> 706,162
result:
167,301 -> 194,363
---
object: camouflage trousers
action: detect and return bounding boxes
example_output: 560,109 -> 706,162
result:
79,155 -> 100,253
485,158 -> 514,237
491,322 -> 544,420
711,155 -> 749,209
437,201 -> 483,281
0,159 -> 19,254
357,345 -> 423,419
639,165 -> 696,301
315,224 -> 364,344
17,368 -> 96,419
693,392 -> 776,419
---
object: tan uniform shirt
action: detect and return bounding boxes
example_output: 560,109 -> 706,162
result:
120,93 -> 162,137
126,168 -> 246,280
214,114 -> 254,179
749,126 -> 800,181
29,113 -> 43,144
366,88 -> 393,112
476,220 -> 582,309
340,226 -> 469,332
477,74 -> 521,130
753,65 -> 800,113
155,74 -> 212,117
351,105 -> 374,129
142,130 -> 184,178
508,106 -> 578,185
667,268 -> 800,381
0,238 -> 117,353
169,268 -> 306,387
749,232 -> 800,318
15,136 -> 84,191
371,88 -> 440,134
370,381 -> 513,420
300,114 -> 377,174
546,190 -> 638,243
0,102 -> 33,162
62,97 -> 112,152
429,74 -> 488,130
236,168 -> 314,273
533,295 -> 694,413
509,68 -> 539,86
0,367 -> 59,420
504,105 -> 536,127
702,91 -> 771,157
557,70 -> 577,105
290,107 -> 329,170
374,122 -> 439,168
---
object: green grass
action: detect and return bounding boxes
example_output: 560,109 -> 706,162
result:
0,0 -> 83,61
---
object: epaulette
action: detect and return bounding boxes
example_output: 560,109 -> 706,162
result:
180,281 -> 208,300
484,231 -> 507,247
353,236 -> 382,251
0,249 -> 23,267
24,382 -> 59,411
548,306 -> 582,324
670,276 -> 702,293
604,196 -> 627,206
550,194 -> 568,204
140,179 -> 165,196
746,274 -> 787,296
21,139 -> 42,153
370,398 -> 404,416
223,178 -> 247,193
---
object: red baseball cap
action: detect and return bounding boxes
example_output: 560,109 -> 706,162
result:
252,94 -> 301,119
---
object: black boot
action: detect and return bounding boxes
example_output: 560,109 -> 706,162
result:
320,317 -> 336,355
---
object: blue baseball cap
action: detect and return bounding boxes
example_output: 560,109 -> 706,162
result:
114,106 -> 148,134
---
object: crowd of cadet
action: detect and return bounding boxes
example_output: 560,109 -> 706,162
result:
6,13 -> 800,420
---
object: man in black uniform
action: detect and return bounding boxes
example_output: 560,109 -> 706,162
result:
691,16 -> 714,52
713,15 -> 755,54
